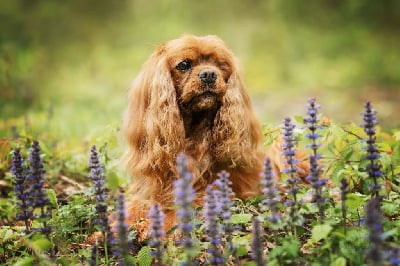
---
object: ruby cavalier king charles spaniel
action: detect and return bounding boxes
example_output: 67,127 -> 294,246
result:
120,35 -> 307,239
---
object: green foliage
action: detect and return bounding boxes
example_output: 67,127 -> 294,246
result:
311,224 -> 333,243
231,213 -> 253,225
1,113 -> 400,265
268,237 -> 302,265
135,246 -> 152,266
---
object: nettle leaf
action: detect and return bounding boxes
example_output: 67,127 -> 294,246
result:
345,193 -> 366,209
339,239 -> 363,264
137,246 -> 152,266
231,213 -> 252,224
381,199 -> 400,215
311,224 -> 333,242
281,238 -> 300,257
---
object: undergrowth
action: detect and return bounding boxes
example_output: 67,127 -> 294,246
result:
0,99 -> 399,266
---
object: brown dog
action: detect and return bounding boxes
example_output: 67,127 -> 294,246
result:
121,35 -> 306,238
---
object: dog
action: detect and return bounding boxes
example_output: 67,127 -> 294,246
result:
121,35 -> 306,238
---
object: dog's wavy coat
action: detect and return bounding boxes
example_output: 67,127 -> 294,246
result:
122,35 -> 301,237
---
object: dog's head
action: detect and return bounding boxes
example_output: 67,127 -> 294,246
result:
123,35 -> 263,177
164,35 -> 234,112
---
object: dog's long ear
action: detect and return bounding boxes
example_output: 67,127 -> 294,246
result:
122,45 -> 185,178
213,64 -> 264,168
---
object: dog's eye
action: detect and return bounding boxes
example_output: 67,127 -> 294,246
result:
176,60 -> 192,72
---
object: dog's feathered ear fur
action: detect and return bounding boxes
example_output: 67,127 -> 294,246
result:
212,64 -> 264,169
122,44 -> 185,188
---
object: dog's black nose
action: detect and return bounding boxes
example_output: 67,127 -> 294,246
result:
199,69 -> 217,85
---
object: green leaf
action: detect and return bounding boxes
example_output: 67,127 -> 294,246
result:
394,130 -> 400,141
14,256 -> 34,266
236,245 -> 248,257
32,238 -> 52,251
231,213 -> 252,224
330,257 -> 346,266
311,224 -> 333,242
0,228 -> 15,243
137,246 -> 152,266
382,199 -> 400,215
339,237 -> 364,264
294,115 -> 305,124
106,170 -> 121,190
233,234 -> 252,246
47,188 -> 58,209
242,262 -> 257,266
281,238 -> 300,257
345,193 -> 366,209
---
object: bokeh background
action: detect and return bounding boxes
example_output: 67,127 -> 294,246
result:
1,0 -> 400,142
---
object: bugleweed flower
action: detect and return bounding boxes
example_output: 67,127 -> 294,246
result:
88,145 -> 113,246
340,178 -> 349,233
89,240 -> 98,266
362,102 -> 382,198
251,216 -> 265,266
365,197 -> 384,265
28,140 -> 52,236
307,156 -> 328,222
304,98 -> 322,157
148,203 -> 166,266
11,148 -> 33,232
203,185 -> 223,266
215,171 -> 235,254
115,192 -> 130,266
282,117 -> 300,204
260,158 -> 280,224
304,98 -> 327,222
387,248 -> 400,266
174,153 -> 195,251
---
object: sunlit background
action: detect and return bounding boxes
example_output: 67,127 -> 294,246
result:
1,0 -> 400,142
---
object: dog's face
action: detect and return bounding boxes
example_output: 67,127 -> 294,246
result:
163,36 -> 235,112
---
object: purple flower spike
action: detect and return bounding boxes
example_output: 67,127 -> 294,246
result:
251,216 -> 265,266
115,191 -> 130,266
29,140 -> 52,236
282,117 -> 300,204
215,170 -> 235,254
89,240 -> 98,266
148,203 -> 166,266
365,197 -> 384,265
203,185 -> 223,265
340,178 -> 349,233
260,158 -> 280,224
306,155 -> 328,222
304,99 -> 327,223
11,148 -> 33,233
304,98 -> 322,158
362,102 -> 382,198
88,145 -> 113,247
174,153 -> 195,252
